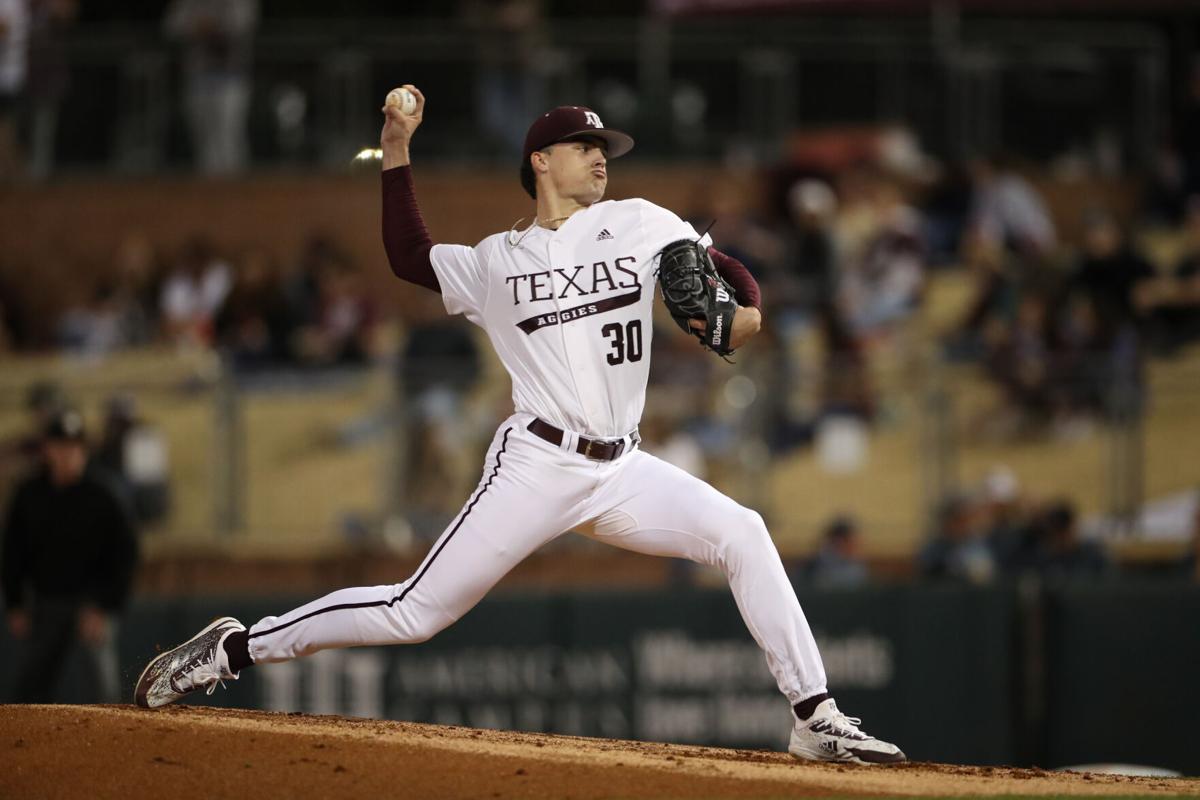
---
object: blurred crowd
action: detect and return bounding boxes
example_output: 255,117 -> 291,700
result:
948,177 -> 1200,440
669,149 -> 1200,452
798,472 -> 1200,589
661,113 -> 1200,583
1,231 -> 382,370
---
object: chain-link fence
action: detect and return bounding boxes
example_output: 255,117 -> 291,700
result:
49,15 -> 1166,173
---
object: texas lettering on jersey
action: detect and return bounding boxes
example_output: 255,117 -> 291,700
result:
509,256 -> 641,335
504,257 -> 639,305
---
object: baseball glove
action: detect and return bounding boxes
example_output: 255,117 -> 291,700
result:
656,238 -> 738,356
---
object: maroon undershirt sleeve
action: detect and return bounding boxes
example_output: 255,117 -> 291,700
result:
381,165 -> 441,293
708,246 -> 762,310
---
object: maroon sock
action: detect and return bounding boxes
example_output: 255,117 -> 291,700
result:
222,630 -> 253,673
793,692 -> 831,721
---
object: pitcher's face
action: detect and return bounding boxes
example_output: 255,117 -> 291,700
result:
540,138 -> 608,206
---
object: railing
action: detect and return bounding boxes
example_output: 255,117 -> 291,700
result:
40,14 -> 1166,175
3,338 -> 1197,559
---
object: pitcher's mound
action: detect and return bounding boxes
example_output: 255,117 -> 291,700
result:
1,704 -> 1194,799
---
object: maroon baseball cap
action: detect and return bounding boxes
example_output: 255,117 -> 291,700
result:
522,106 -> 635,163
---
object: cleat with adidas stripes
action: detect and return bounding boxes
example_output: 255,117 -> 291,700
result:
789,698 -> 907,765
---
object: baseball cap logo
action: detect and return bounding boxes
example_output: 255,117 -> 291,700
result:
583,111 -> 603,128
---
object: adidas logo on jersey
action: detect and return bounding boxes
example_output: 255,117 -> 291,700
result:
596,229 -> 614,241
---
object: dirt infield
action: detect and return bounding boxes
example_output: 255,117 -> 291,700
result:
1,705 -> 1196,799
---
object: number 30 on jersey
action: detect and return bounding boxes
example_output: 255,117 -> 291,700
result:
601,320 -> 643,365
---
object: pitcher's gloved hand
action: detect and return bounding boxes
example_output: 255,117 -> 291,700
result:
656,238 -> 738,356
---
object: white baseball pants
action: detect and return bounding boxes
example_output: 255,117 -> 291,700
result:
246,413 -> 828,705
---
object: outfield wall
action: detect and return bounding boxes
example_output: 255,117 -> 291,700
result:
2,583 -> 1196,773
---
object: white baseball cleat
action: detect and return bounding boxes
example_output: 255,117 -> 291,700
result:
134,616 -> 244,709
789,698 -> 907,765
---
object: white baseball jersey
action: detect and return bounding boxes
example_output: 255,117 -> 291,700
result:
430,199 -> 710,439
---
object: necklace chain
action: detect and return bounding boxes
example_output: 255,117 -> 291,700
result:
505,212 -> 575,247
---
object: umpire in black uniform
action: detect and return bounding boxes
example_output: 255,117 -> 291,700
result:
2,408 -> 140,702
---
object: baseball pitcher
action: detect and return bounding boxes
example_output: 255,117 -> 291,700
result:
135,86 -> 905,765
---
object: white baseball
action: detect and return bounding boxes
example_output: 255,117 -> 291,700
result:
386,88 -> 417,115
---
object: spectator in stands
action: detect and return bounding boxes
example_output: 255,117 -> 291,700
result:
293,255 -> 379,367
56,282 -> 131,358
163,0 -> 258,175
0,0 -> 27,180
917,492 -> 995,584
982,291 -> 1055,432
830,166 -> 887,293
25,0 -> 75,180
777,178 -> 838,326
1059,210 -> 1154,418
108,231 -> 164,347
282,234 -> 342,342
1138,196 -> 1200,354
807,515 -> 869,589
921,162 -> 974,266
947,156 -> 1055,364
2,409 -> 139,702
966,154 -> 1057,266
1042,290 -> 1108,429
93,394 -> 170,526
979,467 -> 1037,572
1068,210 -> 1155,347
214,248 -> 292,369
757,179 -> 841,451
1025,500 -> 1110,580
945,225 -> 1020,362
160,236 -> 232,348
838,181 -> 925,339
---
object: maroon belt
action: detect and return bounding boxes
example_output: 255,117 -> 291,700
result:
527,419 -> 639,462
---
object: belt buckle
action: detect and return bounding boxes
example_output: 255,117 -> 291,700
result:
582,437 -> 625,461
